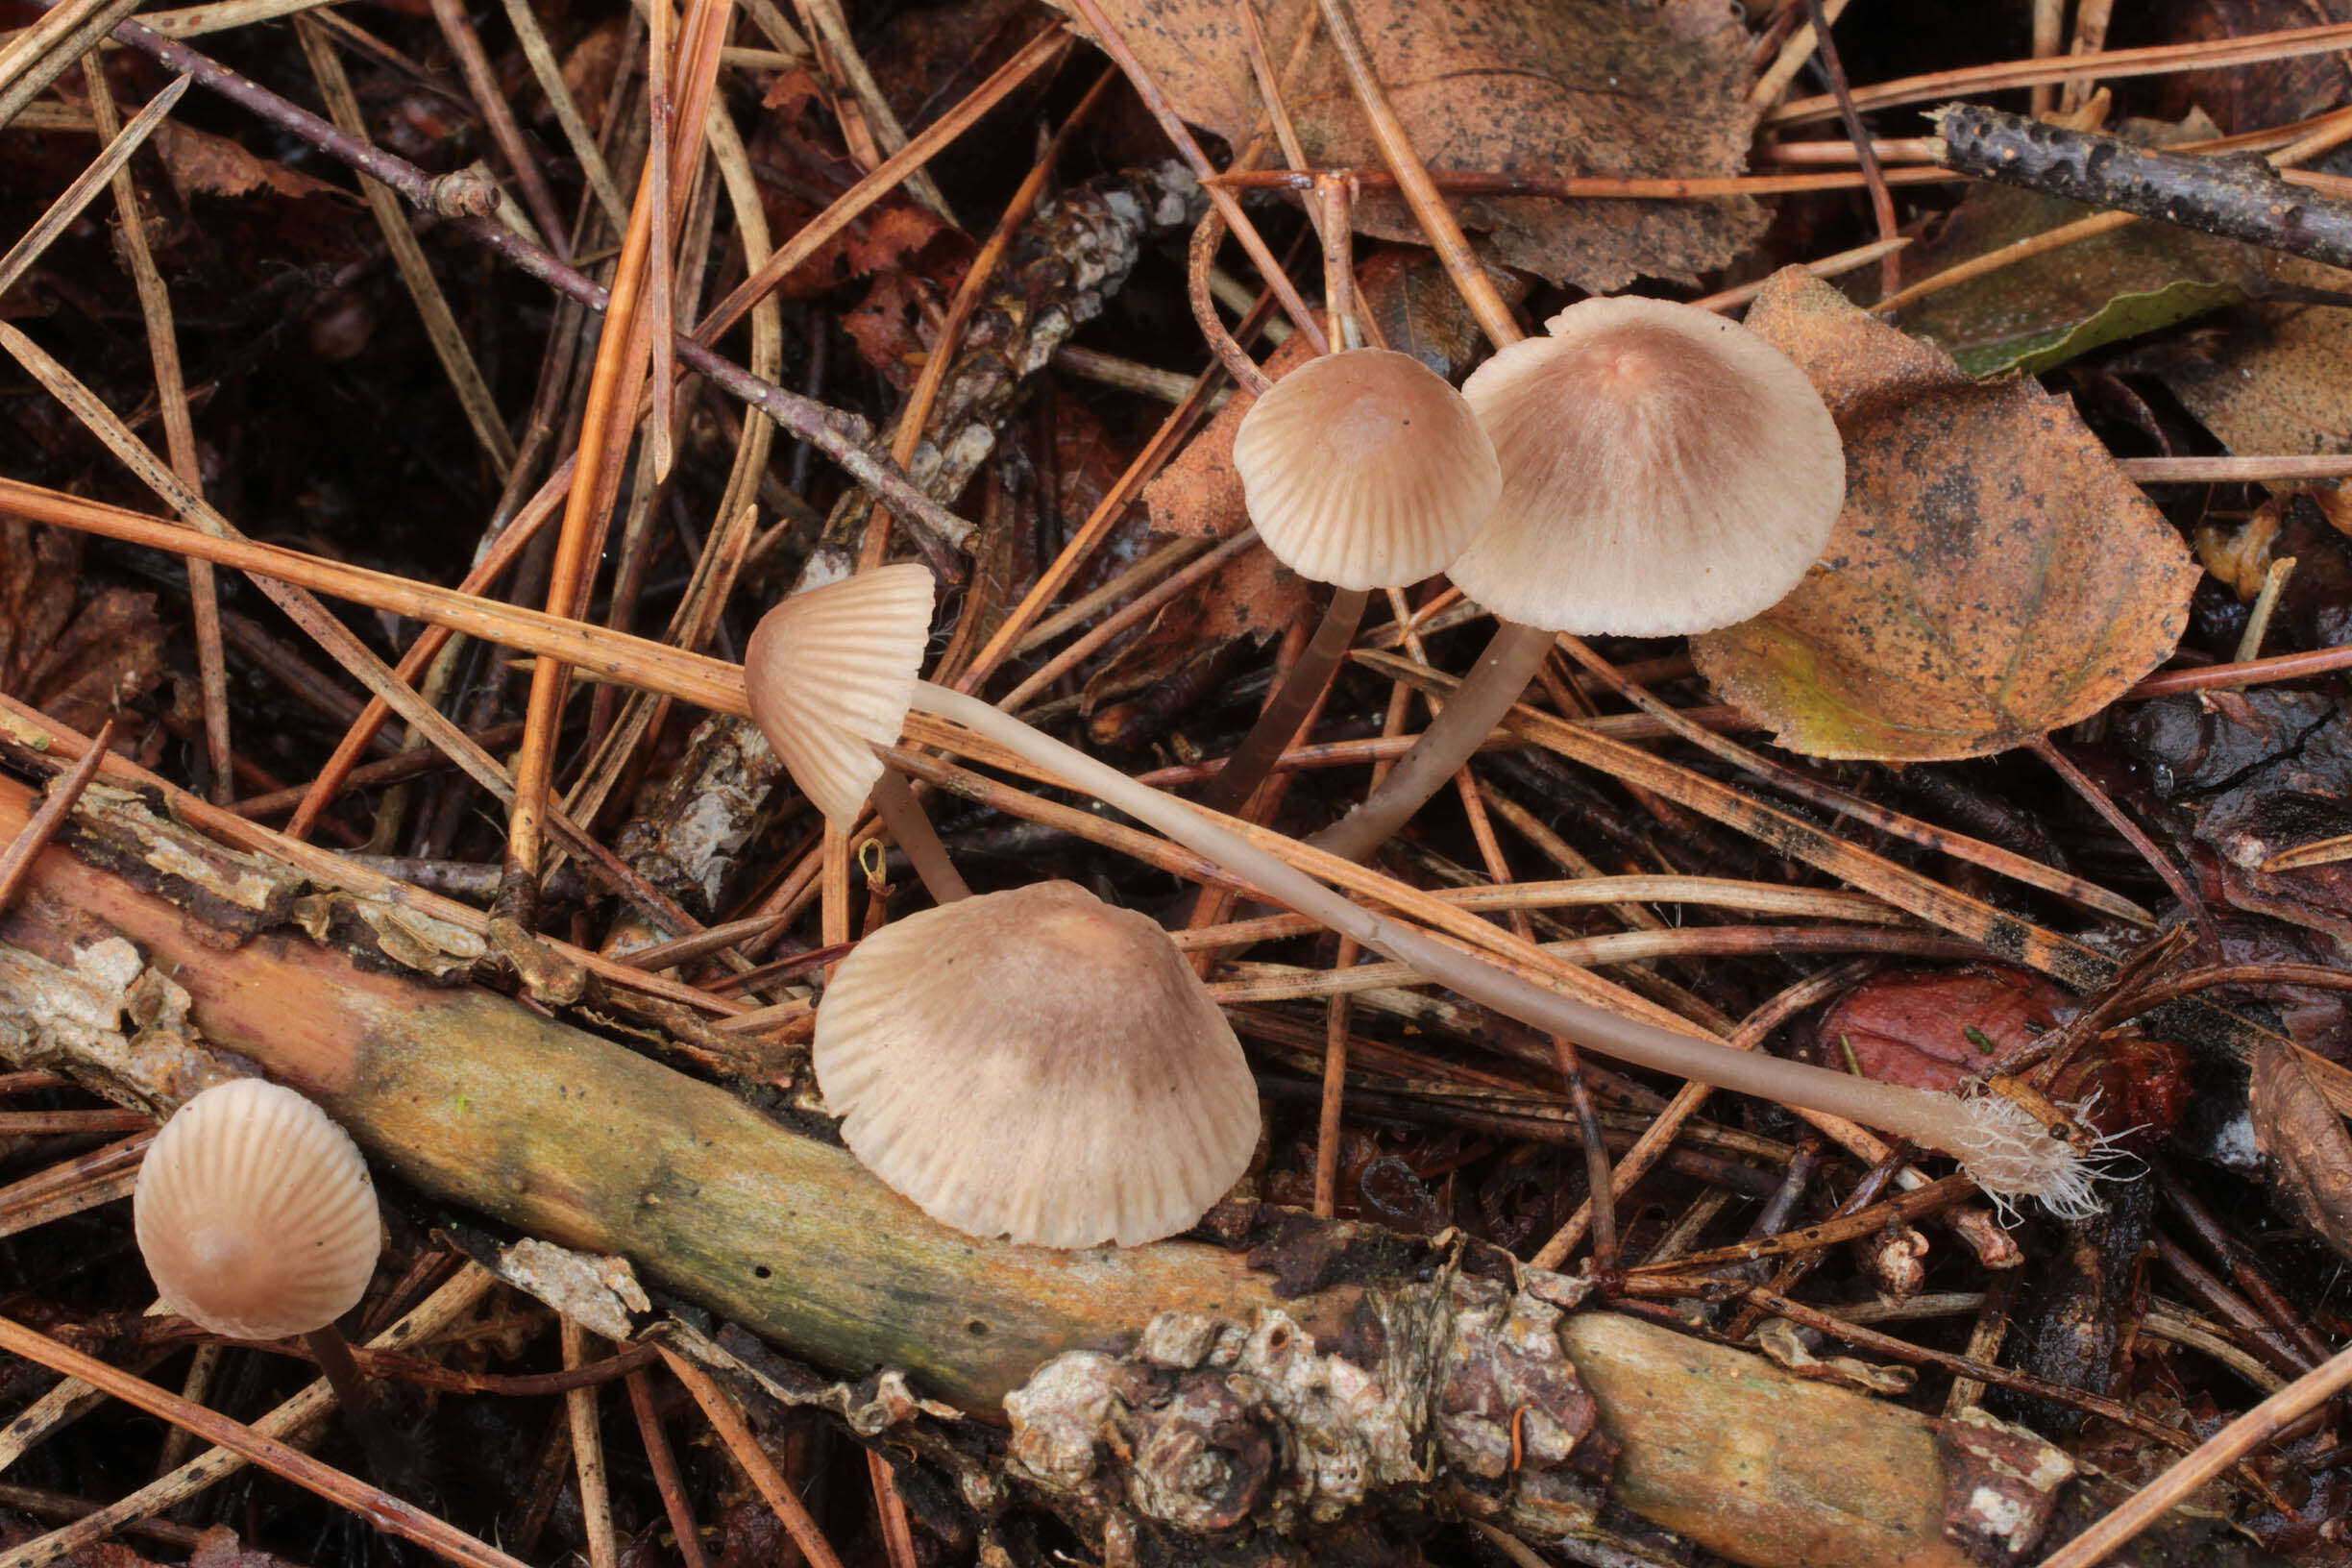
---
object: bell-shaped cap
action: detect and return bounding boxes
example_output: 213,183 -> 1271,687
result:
744,563 -> 936,830
134,1079 -> 380,1340
815,881 -> 1260,1248
1233,349 -> 1501,590
1448,296 -> 1845,636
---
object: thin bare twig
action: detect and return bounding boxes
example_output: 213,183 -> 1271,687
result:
0,720 -> 112,914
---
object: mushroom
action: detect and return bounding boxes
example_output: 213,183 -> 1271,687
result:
135,1079 -> 390,1465
814,880 -> 1259,1247
743,563 -> 968,902
747,567 -> 2095,1216
1306,295 -> 1847,863
1206,348 -> 1501,813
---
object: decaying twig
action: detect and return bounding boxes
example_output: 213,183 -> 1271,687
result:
0,769 -> 2283,1568
1933,102 -> 2352,267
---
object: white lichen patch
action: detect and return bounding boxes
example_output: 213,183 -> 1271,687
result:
0,937 -> 227,1115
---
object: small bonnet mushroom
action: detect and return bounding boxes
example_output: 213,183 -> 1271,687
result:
1310,296 -> 1846,862
1204,349 -> 1500,812
1232,348 -> 1499,595
815,880 -> 1260,1247
135,1078 -> 380,1341
1448,295 -> 1843,635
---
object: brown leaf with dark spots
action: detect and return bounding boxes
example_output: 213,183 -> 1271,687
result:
151,121 -> 342,204
1692,269 -> 2200,762
2251,1037 -> 2352,1260
2146,257 -> 2352,459
1055,0 -> 1765,290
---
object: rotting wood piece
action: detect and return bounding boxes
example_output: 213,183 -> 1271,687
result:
0,771 -> 2279,1568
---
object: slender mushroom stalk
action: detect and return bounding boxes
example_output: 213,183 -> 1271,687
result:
1308,296 -> 1849,863
747,568 -> 2095,1214
1206,347 -> 1500,815
816,880 -> 1258,1246
134,1079 -> 398,1475
868,769 -> 969,903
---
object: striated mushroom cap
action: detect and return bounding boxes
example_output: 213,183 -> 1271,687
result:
1233,349 -> 1501,590
814,881 -> 1260,1248
134,1079 -> 380,1340
744,563 -> 936,830
1449,295 -> 1845,636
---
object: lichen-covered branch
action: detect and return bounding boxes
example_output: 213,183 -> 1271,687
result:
1933,104 -> 2352,269
0,771 -> 2278,1568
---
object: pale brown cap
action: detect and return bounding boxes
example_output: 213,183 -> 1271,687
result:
744,563 -> 935,830
134,1079 -> 380,1340
1233,349 -> 1501,590
814,881 -> 1259,1248
1449,296 -> 1845,635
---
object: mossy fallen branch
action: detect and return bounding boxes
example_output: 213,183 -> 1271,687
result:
0,766 -> 2271,1568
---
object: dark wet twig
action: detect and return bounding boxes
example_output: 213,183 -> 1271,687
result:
1934,102 -> 2352,269
1724,1139 -> 1909,1340
2028,735 -> 2211,943
1800,0 -> 1902,297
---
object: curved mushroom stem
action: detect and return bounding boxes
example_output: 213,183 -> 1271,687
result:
1307,618 -> 1554,862
869,768 -> 970,903
1198,586 -> 1369,816
910,681 -> 2091,1210
303,1324 -> 402,1482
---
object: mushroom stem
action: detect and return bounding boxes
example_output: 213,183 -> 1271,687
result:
1198,586 -> 1369,816
911,680 -> 2090,1210
302,1325 -> 401,1481
1306,619 -> 1554,862
869,768 -> 969,903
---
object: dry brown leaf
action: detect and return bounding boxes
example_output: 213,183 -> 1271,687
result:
1355,248 -> 1531,375
2135,0 -> 2352,135
1055,0 -> 1765,290
1812,967 -> 2071,1091
151,121 -> 341,204
558,15 -> 630,130
841,271 -> 932,385
1081,546 -> 1312,745
2250,1037 -> 2352,1260
0,519 -> 168,751
1690,269 -> 2199,762
2146,257 -> 2352,457
1142,333 -> 1316,542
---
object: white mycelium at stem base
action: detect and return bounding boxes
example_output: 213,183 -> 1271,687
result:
745,566 -> 2092,1214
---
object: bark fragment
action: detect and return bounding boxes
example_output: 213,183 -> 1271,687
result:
1006,1268 -> 1612,1549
